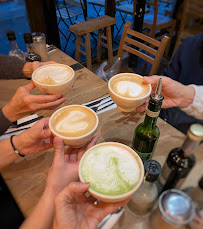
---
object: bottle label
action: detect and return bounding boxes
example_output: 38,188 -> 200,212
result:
146,109 -> 160,118
132,147 -> 153,162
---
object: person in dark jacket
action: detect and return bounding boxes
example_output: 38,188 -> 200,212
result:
160,34 -> 203,134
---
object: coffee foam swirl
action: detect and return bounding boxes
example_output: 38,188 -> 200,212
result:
52,106 -> 96,137
81,145 -> 140,195
35,66 -> 72,85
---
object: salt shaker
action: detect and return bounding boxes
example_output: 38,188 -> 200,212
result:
32,32 -> 48,61
150,189 -> 195,229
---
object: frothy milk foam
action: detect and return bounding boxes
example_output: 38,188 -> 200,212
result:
111,74 -> 150,98
81,144 -> 141,195
117,81 -> 142,97
52,106 -> 96,137
35,65 -> 73,85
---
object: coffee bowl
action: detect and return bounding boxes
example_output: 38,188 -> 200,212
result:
32,64 -> 75,95
49,105 -> 99,148
79,142 -> 144,203
108,73 -> 151,112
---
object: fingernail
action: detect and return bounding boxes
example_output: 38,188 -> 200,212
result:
83,182 -> 90,186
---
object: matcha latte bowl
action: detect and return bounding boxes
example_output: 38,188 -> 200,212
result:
79,142 -> 144,203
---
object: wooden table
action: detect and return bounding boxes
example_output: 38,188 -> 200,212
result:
0,49 -> 202,225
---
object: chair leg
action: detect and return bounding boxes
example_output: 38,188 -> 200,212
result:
106,26 -> 113,67
165,20 -> 176,57
85,33 -> 92,71
97,29 -> 102,64
76,35 -> 81,63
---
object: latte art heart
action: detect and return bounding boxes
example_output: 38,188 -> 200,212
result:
110,74 -> 150,99
52,106 -> 97,137
55,111 -> 88,133
117,81 -> 142,97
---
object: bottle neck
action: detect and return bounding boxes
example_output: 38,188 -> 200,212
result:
9,40 -> 18,50
181,136 -> 199,157
143,95 -> 162,128
26,43 -> 34,53
143,114 -> 158,129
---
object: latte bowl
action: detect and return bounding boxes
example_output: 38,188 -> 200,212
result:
49,105 -> 99,148
108,73 -> 151,112
79,142 -> 144,203
32,64 -> 75,95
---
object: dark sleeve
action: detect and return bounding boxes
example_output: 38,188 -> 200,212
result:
0,108 -> 13,136
0,55 -> 26,79
164,45 -> 183,81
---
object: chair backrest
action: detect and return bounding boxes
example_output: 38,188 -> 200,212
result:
185,0 -> 203,18
173,0 -> 203,55
117,22 -> 169,75
55,0 -> 86,23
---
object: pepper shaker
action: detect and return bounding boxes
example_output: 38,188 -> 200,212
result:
32,32 -> 48,62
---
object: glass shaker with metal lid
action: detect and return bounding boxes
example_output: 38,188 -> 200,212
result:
128,159 -> 161,215
150,189 -> 195,229
32,32 -> 48,61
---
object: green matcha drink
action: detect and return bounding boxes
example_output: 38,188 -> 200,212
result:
80,143 -> 141,196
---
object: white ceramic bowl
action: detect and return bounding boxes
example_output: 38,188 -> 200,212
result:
108,73 -> 151,112
32,64 -> 75,95
79,142 -> 144,202
49,105 -> 99,148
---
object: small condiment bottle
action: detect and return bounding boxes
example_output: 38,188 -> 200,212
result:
23,33 -> 41,62
7,30 -> 25,61
32,32 -> 48,61
127,159 -> 161,215
150,189 -> 195,229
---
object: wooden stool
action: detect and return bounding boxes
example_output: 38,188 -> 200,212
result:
69,15 -> 116,71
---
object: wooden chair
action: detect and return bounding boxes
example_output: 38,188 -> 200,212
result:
143,0 -> 176,56
115,3 -> 150,39
69,15 -> 116,71
55,0 -> 84,51
117,22 -> 169,75
173,0 -> 203,56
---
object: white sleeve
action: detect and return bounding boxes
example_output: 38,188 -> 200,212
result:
181,85 -> 203,120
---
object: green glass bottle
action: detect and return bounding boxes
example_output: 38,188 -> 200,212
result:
132,81 -> 164,162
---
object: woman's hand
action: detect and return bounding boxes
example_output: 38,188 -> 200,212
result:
134,75 -> 195,113
54,182 -> 130,229
2,82 -> 67,122
23,61 -> 56,79
14,117 -> 53,155
45,136 -> 98,198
